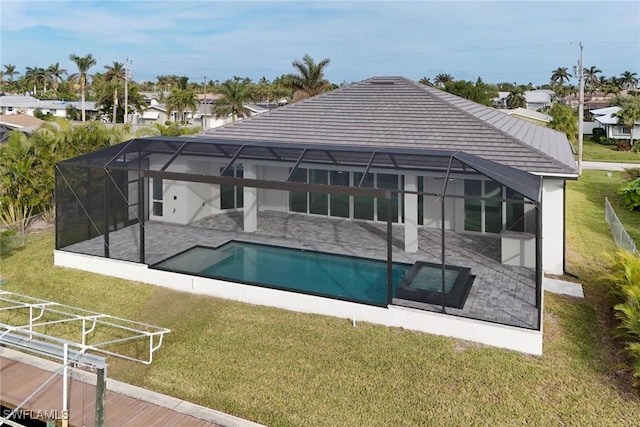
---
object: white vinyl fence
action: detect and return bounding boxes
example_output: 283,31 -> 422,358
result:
604,197 -> 638,255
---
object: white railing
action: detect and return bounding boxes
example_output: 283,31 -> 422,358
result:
604,197 -> 638,255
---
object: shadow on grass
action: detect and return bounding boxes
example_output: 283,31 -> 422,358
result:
546,287 -> 640,398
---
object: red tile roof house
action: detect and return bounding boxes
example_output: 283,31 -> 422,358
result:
54,77 -> 578,354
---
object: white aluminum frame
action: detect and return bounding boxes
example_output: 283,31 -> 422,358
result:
0,291 -> 170,366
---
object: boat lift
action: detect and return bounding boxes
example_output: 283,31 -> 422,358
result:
0,291 -> 171,427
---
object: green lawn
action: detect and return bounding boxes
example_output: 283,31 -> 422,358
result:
582,135 -> 640,163
2,173 -> 640,425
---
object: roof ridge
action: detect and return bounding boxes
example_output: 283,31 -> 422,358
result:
411,81 -> 576,173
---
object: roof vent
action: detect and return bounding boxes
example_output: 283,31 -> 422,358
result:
370,79 -> 395,85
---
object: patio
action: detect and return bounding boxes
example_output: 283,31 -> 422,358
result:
63,210 -> 538,330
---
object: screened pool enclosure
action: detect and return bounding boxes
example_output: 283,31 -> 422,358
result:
55,136 -> 543,331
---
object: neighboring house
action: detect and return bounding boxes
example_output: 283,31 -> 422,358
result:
590,106 -> 640,141
54,77 -> 578,355
0,94 -> 99,119
498,107 -> 552,126
0,114 -> 44,141
493,90 -> 554,111
134,100 -> 268,129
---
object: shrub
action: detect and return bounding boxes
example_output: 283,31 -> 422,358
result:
621,168 -> 640,182
618,178 -> 640,210
617,140 -> 632,151
65,105 -> 79,121
601,250 -> 640,386
592,127 -> 606,143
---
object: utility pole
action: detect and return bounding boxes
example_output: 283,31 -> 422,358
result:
124,57 -> 132,124
203,75 -> 207,128
577,42 -> 584,175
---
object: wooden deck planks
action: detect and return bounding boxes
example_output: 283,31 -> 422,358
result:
0,357 -> 221,426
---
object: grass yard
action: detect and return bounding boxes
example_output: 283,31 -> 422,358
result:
581,135 -> 640,163
1,171 -> 640,425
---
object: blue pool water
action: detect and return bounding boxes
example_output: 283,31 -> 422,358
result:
153,241 -> 411,306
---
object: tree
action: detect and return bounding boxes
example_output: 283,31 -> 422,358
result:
612,96 -> 640,147
418,76 -> 433,87
443,79 -> 497,106
165,88 -> 198,124
3,64 -> 19,83
285,54 -> 331,101
213,77 -> 255,121
103,62 -> 126,123
583,66 -> 601,99
620,71 -> 639,91
68,53 -> 97,122
25,66 -> 50,95
506,90 -> 526,109
434,73 -> 453,88
550,67 -> 572,86
47,62 -> 67,93
547,103 -> 578,143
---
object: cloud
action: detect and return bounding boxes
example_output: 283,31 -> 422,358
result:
1,1 -> 638,85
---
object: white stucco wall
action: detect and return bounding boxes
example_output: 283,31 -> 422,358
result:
425,176 -> 456,230
53,250 -> 543,355
148,156 -> 222,224
258,166 -> 289,212
541,178 -> 565,275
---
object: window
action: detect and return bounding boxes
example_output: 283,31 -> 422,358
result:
505,188 -> 525,232
464,180 -> 482,232
289,168 -> 308,213
464,179 -> 503,234
353,172 -> 374,220
376,174 -> 399,223
309,169 -> 328,215
329,171 -> 350,218
287,169 -> 403,224
220,165 -> 244,210
152,178 -> 163,217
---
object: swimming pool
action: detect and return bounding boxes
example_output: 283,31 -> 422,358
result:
151,241 -> 472,308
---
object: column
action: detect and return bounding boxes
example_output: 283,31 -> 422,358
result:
243,163 -> 258,232
404,173 -> 418,253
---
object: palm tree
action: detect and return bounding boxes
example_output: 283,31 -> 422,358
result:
434,74 -> 453,88
418,76 -> 433,87
68,53 -> 97,122
103,62 -> 126,123
550,67 -> 572,86
285,54 -> 331,101
213,77 -> 255,121
165,88 -> 198,125
583,66 -> 601,99
3,64 -> 20,82
620,71 -> 639,91
47,63 -> 67,93
24,66 -> 46,95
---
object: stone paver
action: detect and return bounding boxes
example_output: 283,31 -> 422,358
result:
65,211 -> 538,329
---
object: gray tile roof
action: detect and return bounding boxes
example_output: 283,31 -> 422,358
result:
202,76 -> 577,175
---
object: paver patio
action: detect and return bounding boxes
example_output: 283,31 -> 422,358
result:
63,211 -> 538,329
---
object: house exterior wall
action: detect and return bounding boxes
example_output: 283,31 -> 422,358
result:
258,166 -> 289,212
424,176 -> 456,230
605,123 -> 640,140
142,155 -> 554,273
541,178 -> 565,275
148,156 -> 221,224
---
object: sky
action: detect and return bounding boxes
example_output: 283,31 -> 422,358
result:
1,0 -> 639,87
